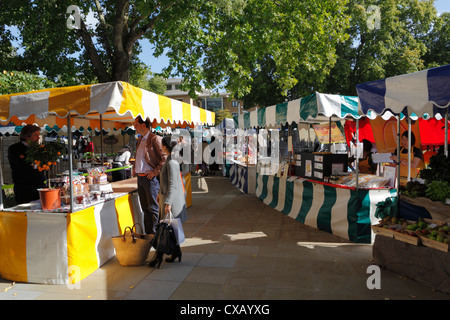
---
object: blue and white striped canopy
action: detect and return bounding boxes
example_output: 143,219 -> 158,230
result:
357,64 -> 450,117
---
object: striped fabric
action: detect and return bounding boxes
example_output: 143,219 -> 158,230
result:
0,193 -> 142,284
255,174 -> 394,243
229,163 -> 248,193
0,81 -> 215,127
357,64 -> 450,117
236,92 -> 360,129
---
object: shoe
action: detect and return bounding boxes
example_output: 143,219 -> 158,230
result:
165,248 -> 182,263
149,252 -> 163,268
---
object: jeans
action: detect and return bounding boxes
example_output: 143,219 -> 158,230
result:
137,175 -> 160,234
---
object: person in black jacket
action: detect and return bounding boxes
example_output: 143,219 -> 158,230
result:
8,124 -> 46,204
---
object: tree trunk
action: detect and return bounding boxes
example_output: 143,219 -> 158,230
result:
112,52 -> 130,82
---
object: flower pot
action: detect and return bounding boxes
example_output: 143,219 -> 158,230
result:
38,188 -> 61,210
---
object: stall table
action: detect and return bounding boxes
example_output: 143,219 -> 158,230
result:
0,173 -> 192,285
256,174 -> 394,243
229,162 -> 256,195
373,235 -> 450,293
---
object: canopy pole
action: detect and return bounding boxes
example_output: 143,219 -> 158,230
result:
67,115 -> 74,213
397,115 -> 401,196
445,107 -> 448,158
355,118 -> 359,190
0,136 -> 4,210
328,118 -> 332,151
100,115 -> 104,166
407,115 -> 411,182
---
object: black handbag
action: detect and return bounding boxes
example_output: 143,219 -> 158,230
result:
151,221 -> 178,255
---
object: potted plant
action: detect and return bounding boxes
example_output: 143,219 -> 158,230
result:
25,139 -> 65,210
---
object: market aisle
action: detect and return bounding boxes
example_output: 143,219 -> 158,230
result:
0,175 -> 449,300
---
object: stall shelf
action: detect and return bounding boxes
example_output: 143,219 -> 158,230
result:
0,81 -> 212,284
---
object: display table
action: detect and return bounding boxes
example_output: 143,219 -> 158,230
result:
0,191 -> 143,285
373,235 -> 450,294
255,174 -> 394,243
0,172 -> 193,285
229,163 -> 256,194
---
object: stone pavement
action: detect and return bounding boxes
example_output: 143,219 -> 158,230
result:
0,175 -> 449,300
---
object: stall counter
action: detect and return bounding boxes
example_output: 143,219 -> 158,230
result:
255,173 -> 395,243
229,162 -> 256,194
0,191 -> 142,285
0,172 -> 193,285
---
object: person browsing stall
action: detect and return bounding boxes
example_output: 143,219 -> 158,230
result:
7,124 -> 46,204
133,116 -> 166,235
149,135 -> 187,268
112,145 -> 131,182
390,131 -> 424,179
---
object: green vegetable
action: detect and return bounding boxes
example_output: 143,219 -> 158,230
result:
425,180 -> 450,203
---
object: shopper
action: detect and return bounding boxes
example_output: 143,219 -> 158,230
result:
112,145 -> 131,181
133,116 -> 166,235
149,135 -> 187,267
8,124 -> 46,204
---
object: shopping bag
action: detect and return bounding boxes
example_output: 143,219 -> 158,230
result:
112,223 -> 152,266
151,221 -> 177,255
164,212 -> 185,245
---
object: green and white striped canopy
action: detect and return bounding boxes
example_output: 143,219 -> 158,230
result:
234,92 -> 360,129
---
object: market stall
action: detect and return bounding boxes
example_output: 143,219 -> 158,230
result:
0,81 -> 214,284
356,64 -> 450,292
233,92 -> 394,243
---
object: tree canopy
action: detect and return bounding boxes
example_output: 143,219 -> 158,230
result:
0,0 -> 448,107
0,0 -> 349,97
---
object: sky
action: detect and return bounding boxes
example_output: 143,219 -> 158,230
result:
139,0 -> 450,75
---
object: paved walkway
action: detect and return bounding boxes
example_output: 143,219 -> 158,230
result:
1,175 -> 449,300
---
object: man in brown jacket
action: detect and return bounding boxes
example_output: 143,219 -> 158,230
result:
133,116 -> 166,234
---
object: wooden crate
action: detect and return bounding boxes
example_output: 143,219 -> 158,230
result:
371,224 -> 395,238
424,218 -> 446,227
393,231 -> 420,245
419,236 -> 449,253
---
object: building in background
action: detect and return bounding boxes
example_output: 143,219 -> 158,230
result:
164,78 -> 253,117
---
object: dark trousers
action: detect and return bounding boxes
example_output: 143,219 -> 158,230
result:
14,183 -> 43,205
137,175 -> 160,234
112,164 -> 126,182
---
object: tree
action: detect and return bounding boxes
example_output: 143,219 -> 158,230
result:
214,108 -> 233,126
322,0 -> 438,96
1,0 -> 350,100
0,70 -> 56,95
422,12 -> 450,68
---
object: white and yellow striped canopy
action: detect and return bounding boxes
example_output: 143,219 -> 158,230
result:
0,81 -> 215,128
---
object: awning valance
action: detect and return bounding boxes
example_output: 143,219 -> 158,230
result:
234,92 -> 360,129
356,64 -> 450,117
0,81 -> 215,126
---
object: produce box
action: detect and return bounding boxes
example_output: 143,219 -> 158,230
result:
371,224 -> 395,238
419,236 -> 449,253
393,231 -> 420,245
